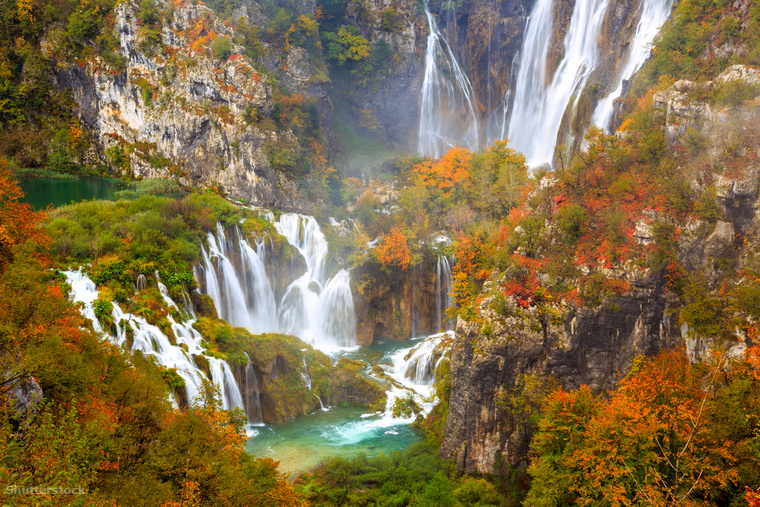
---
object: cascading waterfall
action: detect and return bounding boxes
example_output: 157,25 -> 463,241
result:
399,332 -> 453,385
435,256 -> 453,332
377,333 -> 453,423
592,0 -> 674,131
508,0 -> 610,167
196,224 -> 279,334
418,2 -> 479,158
65,269 -> 244,411
197,213 -> 357,353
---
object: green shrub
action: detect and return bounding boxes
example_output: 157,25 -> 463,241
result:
211,36 -> 232,60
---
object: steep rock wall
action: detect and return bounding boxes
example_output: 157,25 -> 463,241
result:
53,0 -> 313,209
352,256 -> 452,345
440,277 -> 679,474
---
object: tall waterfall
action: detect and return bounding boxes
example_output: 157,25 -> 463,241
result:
436,256 -> 453,331
418,2 -> 479,158
65,270 -> 245,411
592,0 -> 674,131
508,0 -> 610,167
197,213 -> 357,352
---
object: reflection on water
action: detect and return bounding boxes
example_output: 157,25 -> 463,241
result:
20,177 -> 123,209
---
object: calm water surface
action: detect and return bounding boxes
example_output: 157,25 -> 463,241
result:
20,177 -> 123,209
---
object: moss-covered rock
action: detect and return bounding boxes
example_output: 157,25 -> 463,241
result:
314,358 -> 386,412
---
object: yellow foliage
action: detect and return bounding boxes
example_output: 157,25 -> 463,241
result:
17,0 -> 33,23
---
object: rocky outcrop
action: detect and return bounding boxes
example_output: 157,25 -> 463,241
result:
441,278 -> 680,474
653,65 -> 760,144
6,375 -> 43,428
352,255 -> 453,345
236,333 -> 385,423
53,0 -> 311,209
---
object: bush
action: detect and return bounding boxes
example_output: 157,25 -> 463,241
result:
212,35 -> 232,60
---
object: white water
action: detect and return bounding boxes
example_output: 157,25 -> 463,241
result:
197,213 -> 357,354
375,332 -> 453,425
509,0 -> 610,167
435,256 -> 453,332
592,0 -> 673,131
65,269 -> 244,411
418,3 -> 479,158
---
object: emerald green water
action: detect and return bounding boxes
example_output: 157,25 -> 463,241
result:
246,407 -> 420,475
19,177 -> 123,209
246,340 -> 431,476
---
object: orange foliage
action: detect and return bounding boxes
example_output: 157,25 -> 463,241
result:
530,348 -> 741,506
414,147 -> 473,196
375,227 -> 411,269
451,233 -> 494,315
0,160 -> 50,270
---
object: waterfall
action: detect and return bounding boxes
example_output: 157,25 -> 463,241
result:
198,213 -> 357,353
435,256 -> 453,332
418,2 -> 479,158
65,269 -> 245,412
300,355 -> 326,410
592,0 -> 674,131
376,333 -> 453,422
508,0 -> 610,167
196,225 -> 278,334
399,332 -> 452,385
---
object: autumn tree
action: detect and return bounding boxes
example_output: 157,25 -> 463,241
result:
375,226 -> 412,270
527,348 -> 745,507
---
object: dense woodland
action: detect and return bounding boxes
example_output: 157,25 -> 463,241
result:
0,0 -> 759,501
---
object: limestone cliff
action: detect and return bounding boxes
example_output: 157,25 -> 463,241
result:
53,0 -> 317,208
441,278 -> 679,474
352,255 -> 453,346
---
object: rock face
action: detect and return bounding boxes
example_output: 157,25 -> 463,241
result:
54,0 -> 310,208
440,278 -> 680,474
6,376 -> 43,427
653,65 -> 760,145
332,0 -> 427,151
352,256 -> 453,345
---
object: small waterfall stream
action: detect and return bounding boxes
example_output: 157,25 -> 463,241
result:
418,2 -> 479,158
435,256 -> 453,332
66,269 -> 245,411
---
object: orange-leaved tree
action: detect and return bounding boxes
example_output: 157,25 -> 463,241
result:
375,226 -> 412,270
527,348 -> 742,506
414,147 -> 473,198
